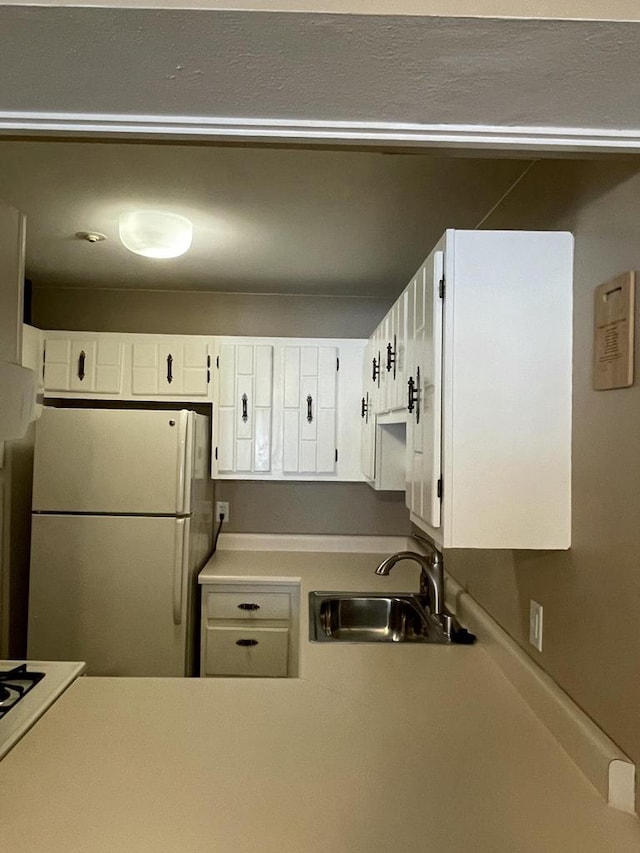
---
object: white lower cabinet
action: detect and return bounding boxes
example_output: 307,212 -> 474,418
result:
200,581 -> 299,678
204,626 -> 289,677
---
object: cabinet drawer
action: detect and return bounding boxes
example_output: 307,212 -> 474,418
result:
206,591 -> 290,621
204,626 -> 289,677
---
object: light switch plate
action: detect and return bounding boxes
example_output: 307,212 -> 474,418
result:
529,600 -> 543,652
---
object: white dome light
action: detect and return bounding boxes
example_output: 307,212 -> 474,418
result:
119,210 -> 193,259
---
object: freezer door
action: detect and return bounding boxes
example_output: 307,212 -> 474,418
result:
28,514 -> 194,676
32,408 -> 194,514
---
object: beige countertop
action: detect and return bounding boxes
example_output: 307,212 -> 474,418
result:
1,548 -> 639,852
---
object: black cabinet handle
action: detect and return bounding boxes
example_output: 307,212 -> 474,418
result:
241,393 -> 248,422
361,395 -> 368,419
237,603 -> 260,611
386,335 -> 397,377
166,354 -> 173,384
372,356 -> 380,383
236,639 -> 259,647
407,375 -> 418,414
307,394 -> 313,423
77,350 -> 86,381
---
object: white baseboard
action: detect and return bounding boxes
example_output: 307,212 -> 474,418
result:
445,574 -> 636,815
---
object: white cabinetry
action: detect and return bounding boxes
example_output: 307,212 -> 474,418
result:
200,581 -> 299,677
43,335 -> 124,395
282,345 -> 337,475
213,337 -> 365,482
216,342 -> 273,474
131,336 -> 210,398
364,229 -> 573,550
405,249 -> 443,531
41,331 -> 212,402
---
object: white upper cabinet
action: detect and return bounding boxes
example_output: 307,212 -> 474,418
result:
131,336 -> 210,397
44,335 -> 124,395
282,345 -> 337,475
359,337 -> 376,482
215,342 -> 273,475
40,331 -> 212,402
381,290 -> 409,413
405,249 -> 443,531
364,229 -> 573,550
213,337 -> 365,482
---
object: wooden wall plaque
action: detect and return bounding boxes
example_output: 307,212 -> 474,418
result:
593,271 -> 635,391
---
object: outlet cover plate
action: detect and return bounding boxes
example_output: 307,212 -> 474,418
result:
529,600 -> 543,652
216,501 -> 229,523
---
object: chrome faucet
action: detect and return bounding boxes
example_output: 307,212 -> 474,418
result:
375,535 -> 444,618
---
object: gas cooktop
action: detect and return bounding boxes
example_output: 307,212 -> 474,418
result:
0,660 -> 85,759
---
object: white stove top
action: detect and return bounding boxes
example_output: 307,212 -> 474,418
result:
0,660 -> 85,760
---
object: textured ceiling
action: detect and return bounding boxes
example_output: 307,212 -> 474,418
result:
0,140 -> 529,298
0,10 -> 639,130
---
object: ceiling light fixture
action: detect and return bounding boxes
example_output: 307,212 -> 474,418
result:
119,210 -> 193,259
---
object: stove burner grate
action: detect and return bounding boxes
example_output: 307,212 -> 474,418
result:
0,664 -> 45,719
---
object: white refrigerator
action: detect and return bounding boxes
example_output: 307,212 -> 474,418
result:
27,407 -> 214,677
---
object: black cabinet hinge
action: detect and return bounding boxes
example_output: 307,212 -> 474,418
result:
437,477 -> 443,500
439,277 -> 446,299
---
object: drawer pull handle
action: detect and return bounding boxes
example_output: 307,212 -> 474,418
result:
237,603 -> 260,611
306,394 -> 313,423
78,350 -> 86,381
166,354 -> 173,384
236,639 -> 259,647
241,393 -> 248,422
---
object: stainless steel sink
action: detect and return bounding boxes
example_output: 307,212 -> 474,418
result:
309,592 -> 458,644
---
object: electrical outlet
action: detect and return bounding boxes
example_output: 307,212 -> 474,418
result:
529,600 -> 543,652
216,501 -> 229,523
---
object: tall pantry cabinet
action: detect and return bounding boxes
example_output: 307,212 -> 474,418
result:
366,229 -> 573,550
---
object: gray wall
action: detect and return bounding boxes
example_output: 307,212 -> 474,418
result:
32,289 -> 389,339
32,288 -> 412,536
445,158 -> 640,808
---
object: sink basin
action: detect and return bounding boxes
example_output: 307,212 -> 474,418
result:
309,592 -> 447,644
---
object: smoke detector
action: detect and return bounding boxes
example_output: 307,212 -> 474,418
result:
76,231 -> 107,243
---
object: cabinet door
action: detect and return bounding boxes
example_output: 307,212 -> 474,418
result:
216,343 -> 273,473
370,322 -> 385,415
44,336 -> 95,392
282,345 -> 338,474
360,338 -> 376,481
388,289 -> 408,411
132,338 -> 209,397
44,335 -> 124,395
406,250 -> 443,528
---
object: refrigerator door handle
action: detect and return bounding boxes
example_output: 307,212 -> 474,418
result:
173,519 -> 186,626
175,411 -> 191,515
